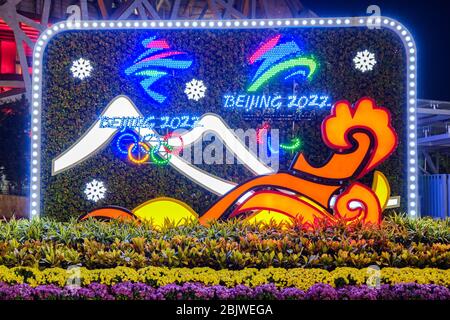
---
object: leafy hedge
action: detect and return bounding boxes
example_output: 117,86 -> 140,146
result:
2,214 -> 448,244
1,237 -> 447,270
0,216 -> 448,269
42,27 -> 407,220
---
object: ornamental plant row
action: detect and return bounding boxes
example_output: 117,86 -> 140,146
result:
0,237 -> 448,269
1,266 -> 449,290
1,282 -> 449,300
1,215 -> 448,245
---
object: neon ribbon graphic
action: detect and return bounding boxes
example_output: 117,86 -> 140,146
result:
248,57 -> 317,92
280,138 -> 301,151
125,37 -> 193,103
247,35 -> 318,92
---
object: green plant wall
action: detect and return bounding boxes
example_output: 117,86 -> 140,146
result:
41,27 -> 406,220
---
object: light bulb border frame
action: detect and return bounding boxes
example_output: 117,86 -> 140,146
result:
29,17 -> 418,218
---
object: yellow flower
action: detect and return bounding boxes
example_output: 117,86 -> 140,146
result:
0,265 -> 448,289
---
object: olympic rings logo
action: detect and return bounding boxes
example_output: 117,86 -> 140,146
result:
127,142 -> 150,164
115,131 -> 183,165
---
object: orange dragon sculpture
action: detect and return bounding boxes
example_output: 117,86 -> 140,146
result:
198,97 -> 398,228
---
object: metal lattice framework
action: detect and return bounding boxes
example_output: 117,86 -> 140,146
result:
0,0 -> 51,100
417,99 -> 450,174
0,0 -> 316,100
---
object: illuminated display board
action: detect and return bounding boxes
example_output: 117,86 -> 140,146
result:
30,17 -> 418,224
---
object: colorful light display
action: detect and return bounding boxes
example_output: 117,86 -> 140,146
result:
78,97 -> 396,228
223,94 -> 331,111
125,37 -> 193,103
280,138 -> 302,151
71,58 -> 92,80
84,179 -> 106,202
185,79 -> 207,101
199,98 -> 398,228
267,136 -> 279,155
127,142 -> 150,164
115,132 -> 139,155
256,123 -> 270,144
80,197 -> 198,228
99,115 -> 200,130
247,34 -> 317,92
114,130 -> 182,166
149,144 -> 172,165
31,18 -> 417,222
257,124 -> 300,154
353,50 -> 377,72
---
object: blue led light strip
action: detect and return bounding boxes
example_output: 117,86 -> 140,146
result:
99,115 -> 200,130
223,94 -> 332,111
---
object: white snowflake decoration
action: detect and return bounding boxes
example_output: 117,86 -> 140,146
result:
70,58 -> 93,80
353,50 -> 377,72
84,179 -> 106,202
184,79 -> 206,101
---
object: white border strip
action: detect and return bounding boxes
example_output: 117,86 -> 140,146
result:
29,17 -> 418,218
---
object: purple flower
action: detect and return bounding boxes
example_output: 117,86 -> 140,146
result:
0,283 -> 33,300
378,283 -> 450,300
34,284 -> 64,300
111,282 -> 135,299
231,284 -> 256,299
66,283 -> 114,300
130,282 -> 161,300
337,285 -> 378,300
212,285 -> 235,299
252,284 -> 280,299
0,281 -> 448,300
279,287 -> 306,300
306,284 -> 339,300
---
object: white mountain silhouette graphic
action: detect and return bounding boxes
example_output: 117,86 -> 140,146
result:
52,95 -> 274,195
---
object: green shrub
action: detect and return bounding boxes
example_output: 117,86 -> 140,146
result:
0,215 -> 448,270
1,213 -> 448,244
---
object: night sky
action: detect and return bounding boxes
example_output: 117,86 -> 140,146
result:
301,0 -> 450,101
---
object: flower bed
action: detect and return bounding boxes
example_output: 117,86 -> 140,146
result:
0,282 -> 449,300
0,216 -> 448,300
1,266 -> 449,289
0,216 -> 449,269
